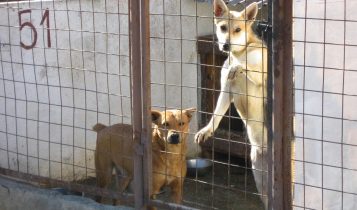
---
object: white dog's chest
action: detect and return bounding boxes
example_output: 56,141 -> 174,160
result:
229,51 -> 261,67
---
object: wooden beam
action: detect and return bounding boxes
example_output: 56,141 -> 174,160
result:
269,0 -> 293,209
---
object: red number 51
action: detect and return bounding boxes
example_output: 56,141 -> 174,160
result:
18,9 -> 51,50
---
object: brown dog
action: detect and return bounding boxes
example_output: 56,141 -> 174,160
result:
93,108 -> 196,206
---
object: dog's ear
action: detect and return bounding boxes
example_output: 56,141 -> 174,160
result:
184,108 -> 197,120
151,110 -> 162,125
213,0 -> 228,18
244,2 -> 258,21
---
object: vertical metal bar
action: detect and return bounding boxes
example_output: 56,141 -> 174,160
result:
129,0 -> 144,208
271,0 -> 293,209
267,1 -> 273,209
321,1 -> 327,208
342,0 -> 347,208
130,0 -> 151,209
117,1 -> 125,124
64,0 -> 75,181
140,0 -> 152,206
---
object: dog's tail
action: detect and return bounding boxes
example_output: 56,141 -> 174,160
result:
93,123 -> 107,132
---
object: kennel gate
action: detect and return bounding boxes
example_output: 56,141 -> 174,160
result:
129,0 -> 293,209
0,0 -> 294,209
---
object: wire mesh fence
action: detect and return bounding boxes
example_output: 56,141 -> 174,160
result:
293,0 -> 357,209
0,0 -> 134,203
0,0 -> 296,209
142,0 -> 273,209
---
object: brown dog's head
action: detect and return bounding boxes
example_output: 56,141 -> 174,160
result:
213,0 -> 258,53
151,108 -> 196,146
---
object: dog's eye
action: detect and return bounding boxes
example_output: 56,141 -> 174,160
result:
162,122 -> 170,127
179,122 -> 185,126
235,28 -> 241,33
220,25 -> 227,32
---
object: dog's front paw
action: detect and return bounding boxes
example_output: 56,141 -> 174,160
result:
228,65 -> 243,80
194,127 -> 213,144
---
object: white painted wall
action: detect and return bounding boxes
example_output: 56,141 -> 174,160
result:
149,0 -> 214,158
0,0 -> 132,181
0,0 -> 213,181
293,0 -> 357,209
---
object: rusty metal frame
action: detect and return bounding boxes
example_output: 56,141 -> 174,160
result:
129,0 -> 152,209
269,0 -> 294,209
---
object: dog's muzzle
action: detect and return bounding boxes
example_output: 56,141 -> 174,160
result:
222,43 -> 230,51
167,132 -> 180,144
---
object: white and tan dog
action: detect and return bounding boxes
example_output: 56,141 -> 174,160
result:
195,0 -> 268,207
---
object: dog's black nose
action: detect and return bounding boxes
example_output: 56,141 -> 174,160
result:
168,133 -> 180,144
223,43 -> 230,51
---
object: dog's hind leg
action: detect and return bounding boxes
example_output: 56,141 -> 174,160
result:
250,144 -> 268,209
112,166 -> 132,205
95,163 -> 113,203
95,145 -> 113,203
246,120 -> 268,209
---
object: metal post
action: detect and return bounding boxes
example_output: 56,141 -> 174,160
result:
140,0 -> 152,207
129,0 -> 151,209
271,0 -> 293,209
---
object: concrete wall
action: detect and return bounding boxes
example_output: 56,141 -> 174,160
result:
293,0 -> 357,209
0,0 -> 131,181
0,0 -> 214,181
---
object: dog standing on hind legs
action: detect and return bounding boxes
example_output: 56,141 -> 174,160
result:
195,0 -> 268,208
